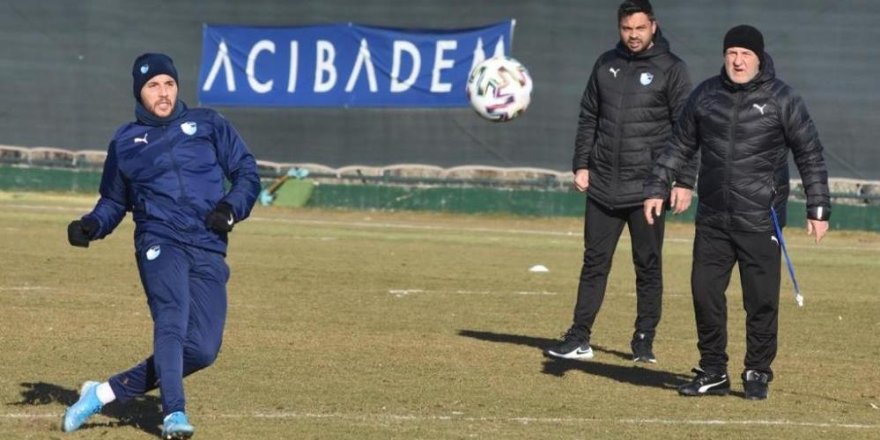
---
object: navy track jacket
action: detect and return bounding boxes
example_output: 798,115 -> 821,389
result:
84,105 -> 261,255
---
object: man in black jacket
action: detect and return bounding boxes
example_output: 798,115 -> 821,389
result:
544,0 -> 695,363
644,25 -> 831,400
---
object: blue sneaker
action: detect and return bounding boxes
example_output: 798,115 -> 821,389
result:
62,381 -> 102,432
162,411 -> 194,439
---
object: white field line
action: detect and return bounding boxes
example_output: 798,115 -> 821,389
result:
0,203 -> 676,243
252,216 -> 695,243
5,203 -> 880,252
0,286 -> 52,291
389,289 -> 558,298
386,289 -> 698,299
255,216 -> 880,254
2,411 -> 877,430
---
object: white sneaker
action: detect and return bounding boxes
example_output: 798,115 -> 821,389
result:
543,329 -> 594,360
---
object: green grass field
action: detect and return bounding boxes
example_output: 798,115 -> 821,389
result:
1,191 -> 878,439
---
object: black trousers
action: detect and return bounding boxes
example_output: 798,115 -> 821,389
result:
691,225 -> 781,377
571,197 -> 666,340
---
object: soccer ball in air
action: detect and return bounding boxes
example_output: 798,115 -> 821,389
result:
466,56 -> 533,122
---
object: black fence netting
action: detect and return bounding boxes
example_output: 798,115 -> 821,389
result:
1,0 -> 878,179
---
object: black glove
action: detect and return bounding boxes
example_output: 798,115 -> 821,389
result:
67,217 -> 99,248
206,202 -> 235,233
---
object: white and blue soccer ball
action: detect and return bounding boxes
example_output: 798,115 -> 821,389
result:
466,56 -> 533,122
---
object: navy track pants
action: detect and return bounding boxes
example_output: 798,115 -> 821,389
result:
108,242 -> 228,416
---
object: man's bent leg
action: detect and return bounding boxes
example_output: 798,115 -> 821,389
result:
182,249 -> 229,376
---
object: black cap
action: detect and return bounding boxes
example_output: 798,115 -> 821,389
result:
132,53 -> 179,102
723,25 -> 764,57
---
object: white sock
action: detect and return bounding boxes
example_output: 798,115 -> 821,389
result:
95,382 -> 116,405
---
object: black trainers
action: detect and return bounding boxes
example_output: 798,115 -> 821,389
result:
742,370 -> 770,400
678,368 -> 731,396
631,332 -> 656,363
543,328 -> 593,360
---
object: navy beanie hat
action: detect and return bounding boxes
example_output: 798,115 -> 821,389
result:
132,53 -> 178,102
723,25 -> 764,58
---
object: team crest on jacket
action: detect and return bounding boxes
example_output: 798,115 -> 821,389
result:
640,72 -> 654,86
145,245 -> 161,261
180,121 -> 197,135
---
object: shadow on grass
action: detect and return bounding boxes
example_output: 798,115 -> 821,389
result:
458,330 -> 690,391
10,381 -> 163,437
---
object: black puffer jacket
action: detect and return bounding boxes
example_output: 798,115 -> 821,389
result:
644,53 -> 831,231
573,30 -> 695,209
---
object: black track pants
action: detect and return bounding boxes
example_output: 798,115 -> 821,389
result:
571,197 -> 666,340
690,225 -> 781,377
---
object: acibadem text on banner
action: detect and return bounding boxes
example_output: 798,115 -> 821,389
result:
198,21 -> 515,107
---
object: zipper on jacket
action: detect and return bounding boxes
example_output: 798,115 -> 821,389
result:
725,92 -> 744,226
611,58 -> 632,207
165,125 -> 190,204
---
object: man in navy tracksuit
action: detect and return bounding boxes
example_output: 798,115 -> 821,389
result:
62,53 -> 260,439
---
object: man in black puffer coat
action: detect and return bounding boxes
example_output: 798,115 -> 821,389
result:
644,25 -> 831,400
544,0 -> 696,364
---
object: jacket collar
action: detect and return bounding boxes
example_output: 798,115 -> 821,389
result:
135,100 -> 188,126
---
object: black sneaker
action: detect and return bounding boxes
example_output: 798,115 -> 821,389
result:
543,328 -> 593,360
678,368 -> 731,396
631,332 -> 656,363
742,370 -> 770,400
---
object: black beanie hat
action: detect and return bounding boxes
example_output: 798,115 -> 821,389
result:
723,25 -> 764,57
132,53 -> 178,102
